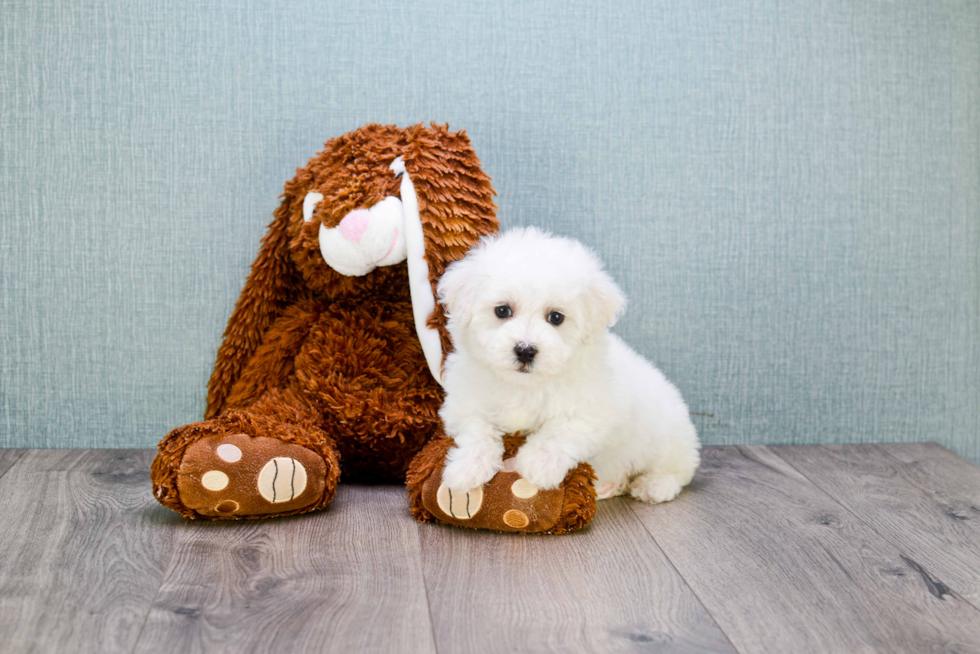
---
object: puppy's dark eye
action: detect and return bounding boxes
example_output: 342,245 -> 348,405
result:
495,305 -> 513,319
547,311 -> 564,326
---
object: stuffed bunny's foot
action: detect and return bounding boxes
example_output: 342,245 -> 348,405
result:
407,435 -> 597,534
153,418 -> 340,520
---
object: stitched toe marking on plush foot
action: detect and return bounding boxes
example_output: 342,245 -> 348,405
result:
436,484 -> 483,519
257,457 -> 308,504
177,433 -> 328,518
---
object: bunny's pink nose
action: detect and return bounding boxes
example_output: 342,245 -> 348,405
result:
337,209 -> 370,244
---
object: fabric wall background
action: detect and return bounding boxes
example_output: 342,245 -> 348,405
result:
2,0 -> 978,458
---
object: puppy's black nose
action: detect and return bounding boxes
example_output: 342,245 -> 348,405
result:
514,343 -> 538,364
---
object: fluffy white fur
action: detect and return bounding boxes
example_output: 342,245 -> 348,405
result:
437,227 -> 701,503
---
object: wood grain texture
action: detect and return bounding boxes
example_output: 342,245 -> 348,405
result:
630,446 -> 980,653
775,443 -> 980,606
8,445 -> 980,653
0,449 -> 179,653
134,484 -> 436,654
418,496 -> 734,654
0,448 -> 26,479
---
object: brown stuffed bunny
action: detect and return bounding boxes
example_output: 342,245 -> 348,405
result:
151,123 -> 597,532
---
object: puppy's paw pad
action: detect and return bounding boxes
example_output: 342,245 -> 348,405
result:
631,474 -> 683,504
596,480 -> 626,500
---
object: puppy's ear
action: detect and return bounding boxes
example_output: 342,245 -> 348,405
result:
437,255 -> 484,329
582,270 -> 627,340
204,182 -> 302,419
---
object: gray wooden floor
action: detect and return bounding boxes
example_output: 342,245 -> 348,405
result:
2,445 -> 980,653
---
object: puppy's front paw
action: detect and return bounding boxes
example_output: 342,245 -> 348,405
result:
596,479 -> 627,500
442,446 -> 500,492
514,446 -> 575,490
630,473 -> 683,503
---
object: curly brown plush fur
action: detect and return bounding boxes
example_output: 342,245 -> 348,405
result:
152,124 -> 497,519
152,390 -> 342,519
406,434 -> 598,534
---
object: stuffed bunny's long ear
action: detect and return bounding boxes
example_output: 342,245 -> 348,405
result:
392,156 -> 445,386
403,124 -> 499,380
205,192 -> 301,418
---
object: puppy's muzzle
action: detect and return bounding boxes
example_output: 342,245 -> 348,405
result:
514,343 -> 538,368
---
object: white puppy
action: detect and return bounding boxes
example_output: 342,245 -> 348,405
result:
437,227 -> 700,503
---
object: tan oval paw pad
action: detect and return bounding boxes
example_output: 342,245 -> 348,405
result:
201,470 -> 229,491
510,478 -> 538,498
215,499 -> 239,514
502,509 -> 530,528
216,443 -> 242,462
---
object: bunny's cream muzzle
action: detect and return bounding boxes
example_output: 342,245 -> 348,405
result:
302,158 -> 444,385
316,196 -> 407,277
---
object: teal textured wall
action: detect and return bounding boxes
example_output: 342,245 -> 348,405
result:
1,1 -> 978,457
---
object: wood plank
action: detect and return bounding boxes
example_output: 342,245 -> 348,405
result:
630,446 -> 980,653
134,484 -> 436,654
0,448 -> 27,479
0,449 -> 180,653
774,443 -> 980,605
419,495 -> 734,654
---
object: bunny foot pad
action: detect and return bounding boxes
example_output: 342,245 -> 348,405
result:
406,435 -> 597,534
